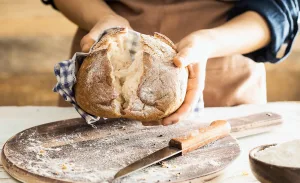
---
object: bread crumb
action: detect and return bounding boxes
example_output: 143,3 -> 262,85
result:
39,149 -> 45,155
62,164 -> 67,170
159,161 -> 170,168
242,171 -> 248,176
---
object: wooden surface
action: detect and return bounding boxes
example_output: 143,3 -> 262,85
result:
1,102 -> 299,183
0,0 -> 76,106
0,0 -> 300,106
1,113 -> 282,183
1,118 -> 240,183
1,112 -> 282,183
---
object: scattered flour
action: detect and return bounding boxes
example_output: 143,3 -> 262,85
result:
208,160 -> 220,167
255,139 -> 300,167
4,118 -> 240,183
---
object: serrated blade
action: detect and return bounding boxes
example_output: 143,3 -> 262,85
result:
114,146 -> 181,179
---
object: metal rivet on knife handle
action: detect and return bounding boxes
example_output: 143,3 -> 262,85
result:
169,120 -> 231,155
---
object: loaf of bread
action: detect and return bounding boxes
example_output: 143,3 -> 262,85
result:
75,28 -> 188,121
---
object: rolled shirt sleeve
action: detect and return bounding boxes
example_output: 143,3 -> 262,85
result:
228,0 -> 300,63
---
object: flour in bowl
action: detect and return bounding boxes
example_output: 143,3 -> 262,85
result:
255,139 -> 300,167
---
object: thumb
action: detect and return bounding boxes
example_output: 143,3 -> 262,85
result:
173,47 -> 198,68
80,26 -> 106,53
80,33 -> 97,53
80,26 -> 131,53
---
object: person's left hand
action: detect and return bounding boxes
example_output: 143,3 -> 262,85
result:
160,31 -> 214,126
80,14 -> 131,53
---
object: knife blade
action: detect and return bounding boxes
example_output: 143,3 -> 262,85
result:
114,120 -> 231,179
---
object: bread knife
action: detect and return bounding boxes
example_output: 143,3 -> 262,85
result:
114,112 -> 282,179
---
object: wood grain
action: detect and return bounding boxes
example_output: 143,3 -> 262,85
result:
0,73 -> 58,106
169,120 -> 231,154
227,112 -> 283,138
0,0 -> 76,36
0,0 -> 76,106
1,112 -> 282,183
1,118 -> 239,183
0,36 -> 73,73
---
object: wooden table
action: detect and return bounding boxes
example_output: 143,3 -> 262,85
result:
1,102 -> 300,183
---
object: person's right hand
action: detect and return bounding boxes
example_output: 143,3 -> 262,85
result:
80,14 -> 131,52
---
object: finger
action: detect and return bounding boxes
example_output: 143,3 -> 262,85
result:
80,23 -> 112,53
141,120 -> 162,126
161,88 -> 199,126
187,63 -> 206,114
188,62 -> 206,89
161,113 -> 181,126
162,82 -> 199,125
187,63 -> 206,111
80,34 -> 96,52
162,64 -> 206,126
173,47 -> 193,68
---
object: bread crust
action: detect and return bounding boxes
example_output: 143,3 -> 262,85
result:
75,28 -> 188,121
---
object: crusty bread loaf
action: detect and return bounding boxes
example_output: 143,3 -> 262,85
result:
75,28 -> 188,121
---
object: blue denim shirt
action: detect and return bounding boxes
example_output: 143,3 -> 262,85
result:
42,0 -> 300,63
228,0 -> 299,63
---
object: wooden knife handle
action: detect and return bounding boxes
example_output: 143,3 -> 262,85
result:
169,120 -> 231,155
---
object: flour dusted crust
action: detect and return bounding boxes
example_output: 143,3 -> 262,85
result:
75,28 -> 188,121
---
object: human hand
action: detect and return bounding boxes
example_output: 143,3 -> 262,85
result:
80,14 -> 131,52
141,62 -> 206,127
161,31 -> 215,126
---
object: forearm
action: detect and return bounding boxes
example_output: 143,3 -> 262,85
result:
199,11 -> 271,58
54,0 -> 122,31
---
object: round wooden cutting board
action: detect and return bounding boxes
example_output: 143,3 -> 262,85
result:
1,117 -> 241,183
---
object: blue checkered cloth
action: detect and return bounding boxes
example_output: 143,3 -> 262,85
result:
53,53 -> 101,124
53,28 -> 204,124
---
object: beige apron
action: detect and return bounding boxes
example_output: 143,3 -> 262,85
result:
59,0 -> 267,107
